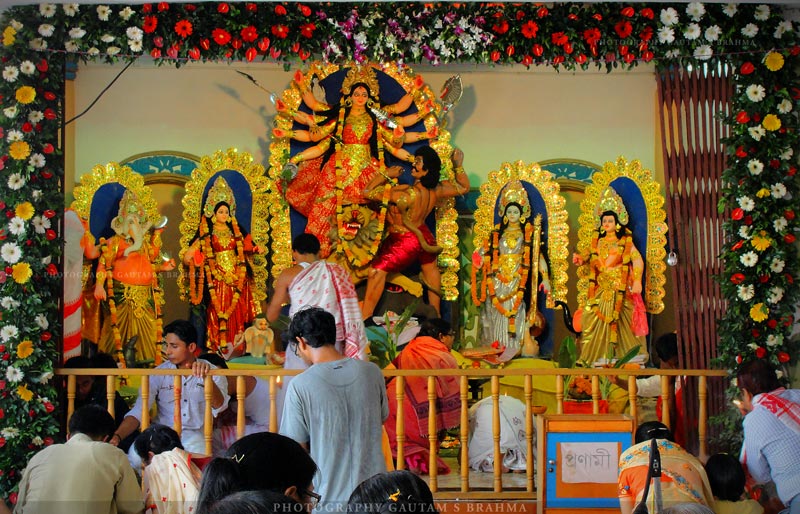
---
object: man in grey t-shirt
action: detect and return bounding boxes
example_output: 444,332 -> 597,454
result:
280,307 -> 388,508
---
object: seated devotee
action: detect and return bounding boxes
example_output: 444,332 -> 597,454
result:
200,352 -> 272,452
111,320 -> 229,457
736,359 -> 800,514
384,318 -> 460,474
14,404 -> 143,514
705,453 -> 763,514
468,395 -> 532,473
618,421 -> 715,514
202,491 -> 301,514
196,432 -> 319,514
348,470 -> 438,514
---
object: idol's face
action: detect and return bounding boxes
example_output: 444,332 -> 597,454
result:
215,205 -> 230,224
505,205 -> 521,224
351,86 -> 369,107
601,215 -> 616,233
255,318 -> 268,331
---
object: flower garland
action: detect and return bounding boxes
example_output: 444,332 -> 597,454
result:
485,223 -> 534,334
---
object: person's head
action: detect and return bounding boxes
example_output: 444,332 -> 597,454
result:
634,421 -> 673,444
203,490 -> 303,514
413,146 -> 442,190
286,307 -> 336,363
417,318 -> 454,349
91,352 -> 120,394
348,471 -> 437,514
705,453 -> 745,502
736,358 -> 783,411
134,424 -> 184,465
68,404 -> 116,441
196,432 -> 318,514
213,202 -> 232,224
63,356 -> 95,400
654,332 -> 679,369
661,504 -> 714,514
292,233 -> 321,257
162,320 -> 199,368
599,210 -> 626,238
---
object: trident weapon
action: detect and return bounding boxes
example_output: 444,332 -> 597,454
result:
236,70 -> 280,105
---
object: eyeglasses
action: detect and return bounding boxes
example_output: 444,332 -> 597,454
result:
301,489 -> 321,508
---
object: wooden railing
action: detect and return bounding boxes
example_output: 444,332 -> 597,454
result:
56,366 -> 728,499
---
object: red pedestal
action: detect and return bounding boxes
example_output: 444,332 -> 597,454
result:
562,399 -> 609,414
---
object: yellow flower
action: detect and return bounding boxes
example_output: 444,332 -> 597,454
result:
750,303 -> 769,323
16,340 -> 34,359
12,262 -> 32,284
762,114 -> 781,132
756,188 -> 770,198
765,52 -> 784,72
17,384 -> 34,402
9,141 -> 31,161
751,232 -> 771,251
2,26 -> 15,47
15,202 -> 34,220
15,85 -> 36,105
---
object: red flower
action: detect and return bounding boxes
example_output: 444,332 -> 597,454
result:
792,46 -> 800,57
759,275 -> 770,283
45,229 -> 56,240
46,263 -> 58,276
592,13 -> 603,21
787,274 -> 795,284
0,408 -> 3,419
43,91 -> 56,101
753,113 -> 761,123
532,44 -> 544,56
756,347 -> 767,358
244,47 -> 256,62
732,208 -> 744,220
789,167 -> 797,177
731,240 -> 744,251
274,4 -> 287,15
741,62 -> 755,75
583,28 -> 601,45
563,42 -> 573,54
43,401 -> 55,413
640,8 -> 654,19
744,215 -> 752,226
778,352 -> 791,363
217,2 -> 229,14
240,26 -> 258,43
0,437 -> 5,449
492,19 -> 509,34
735,111 -> 750,124
640,27 -> 653,41
491,340 -> 500,349
784,210 -> 795,220
735,146 -> 748,158
44,108 -> 56,120
152,36 -> 164,48
175,20 -> 193,38
785,234 -> 796,244
490,50 -> 501,62
142,3 -> 152,13
506,44 -> 515,57
736,354 -> 742,364
299,4 -> 311,16
9,493 -> 16,505
300,23 -> 316,39
730,273 -> 746,285
36,59 -> 48,72
615,21 -> 633,39
521,20 -> 539,39
212,28 -> 232,45
641,50 -> 655,62
552,55 -> 566,65
44,437 -> 54,446
230,38 -> 242,50
551,32 -> 568,46
41,331 -> 51,342
258,37 -> 271,52
188,47 -> 200,60
521,54 -> 533,67
21,122 -> 32,133
143,15 -> 158,34
767,319 -> 778,329
567,13 -> 578,21
620,6 -> 635,17
43,209 -> 56,219
575,54 -> 587,65
42,143 -> 54,154
270,47 -> 281,59
150,48 -> 161,59
271,25 -> 289,39
536,6 -> 548,18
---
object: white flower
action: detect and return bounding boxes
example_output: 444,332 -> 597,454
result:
660,7 -> 679,27
738,284 -> 755,301
28,111 -> 44,123
770,258 -> 786,273
748,159 -> 764,175
766,334 -> 781,347
686,2 -> 706,21
6,129 -> 23,142
8,217 -> 25,236
774,217 -> 788,232
775,21 -> 793,39
128,39 -> 143,52
39,3 -> 56,18
37,24 -> 54,37
748,126 -> 766,141
777,99 -> 793,114
684,23 -> 701,40
704,25 -> 721,42
119,6 -> 134,21
32,215 -> 50,234
68,27 -> 86,40
657,27 -> 675,44
768,287 -> 785,304
126,26 -> 143,42
31,190 -> 42,201
0,326 -> 19,344
101,34 -> 115,43
754,5 -> 770,21
723,3 -> 738,17
694,45 -> 713,60
9,20 -> 22,31
738,196 -> 755,211
1,242 -> 21,264
107,46 -> 121,56
29,153 -> 45,168
742,24 -> 759,38
739,226 -> 752,239
64,41 -> 79,53
96,5 -> 111,21
3,106 -> 18,118
87,47 -> 100,56
29,38 -> 48,51
777,370 -> 784,380
5,366 -> 24,383
665,49 -> 681,59
19,61 -> 35,75
31,436 -> 43,446
1,427 -> 20,439
780,147 -> 794,161
771,183 -> 787,198
63,3 -> 79,16
746,84 -> 766,102
38,371 -> 53,384
740,251 -> 758,267
3,65 -> 19,82
35,314 -> 49,330
0,297 -> 20,310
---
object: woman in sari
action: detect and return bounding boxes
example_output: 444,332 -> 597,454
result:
618,421 -> 715,514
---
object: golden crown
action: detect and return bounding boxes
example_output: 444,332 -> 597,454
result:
115,189 -> 147,223
340,64 -> 380,97
499,180 -> 531,222
595,186 -> 628,226
203,176 -> 237,218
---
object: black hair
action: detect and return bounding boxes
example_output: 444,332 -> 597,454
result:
319,82 -> 380,166
292,233 -> 321,256
134,424 -> 184,463
417,318 -> 451,339
737,358 -> 782,396
415,146 -> 441,190
196,432 -> 317,514
705,453 -> 745,502
654,332 -> 679,364
163,319 -> 198,347
199,352 -> 229,369
634,421 -> 673,444
63,356 -> 92,369
348,471 -> 437,514
68,404 -> 116,440
286,307 -> 336,349
598,210 -> 628,239
204,490 -> 303,514
499,201 -> 527,233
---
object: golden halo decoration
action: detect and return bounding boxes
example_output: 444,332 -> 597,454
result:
576,156 -> 667,314
71,162 -> 160,236
178,148 -> 274,303
203,176 -> 237,219
268,60 -> 460,300
594,186 -> 629,226
473,161 -> 569,307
